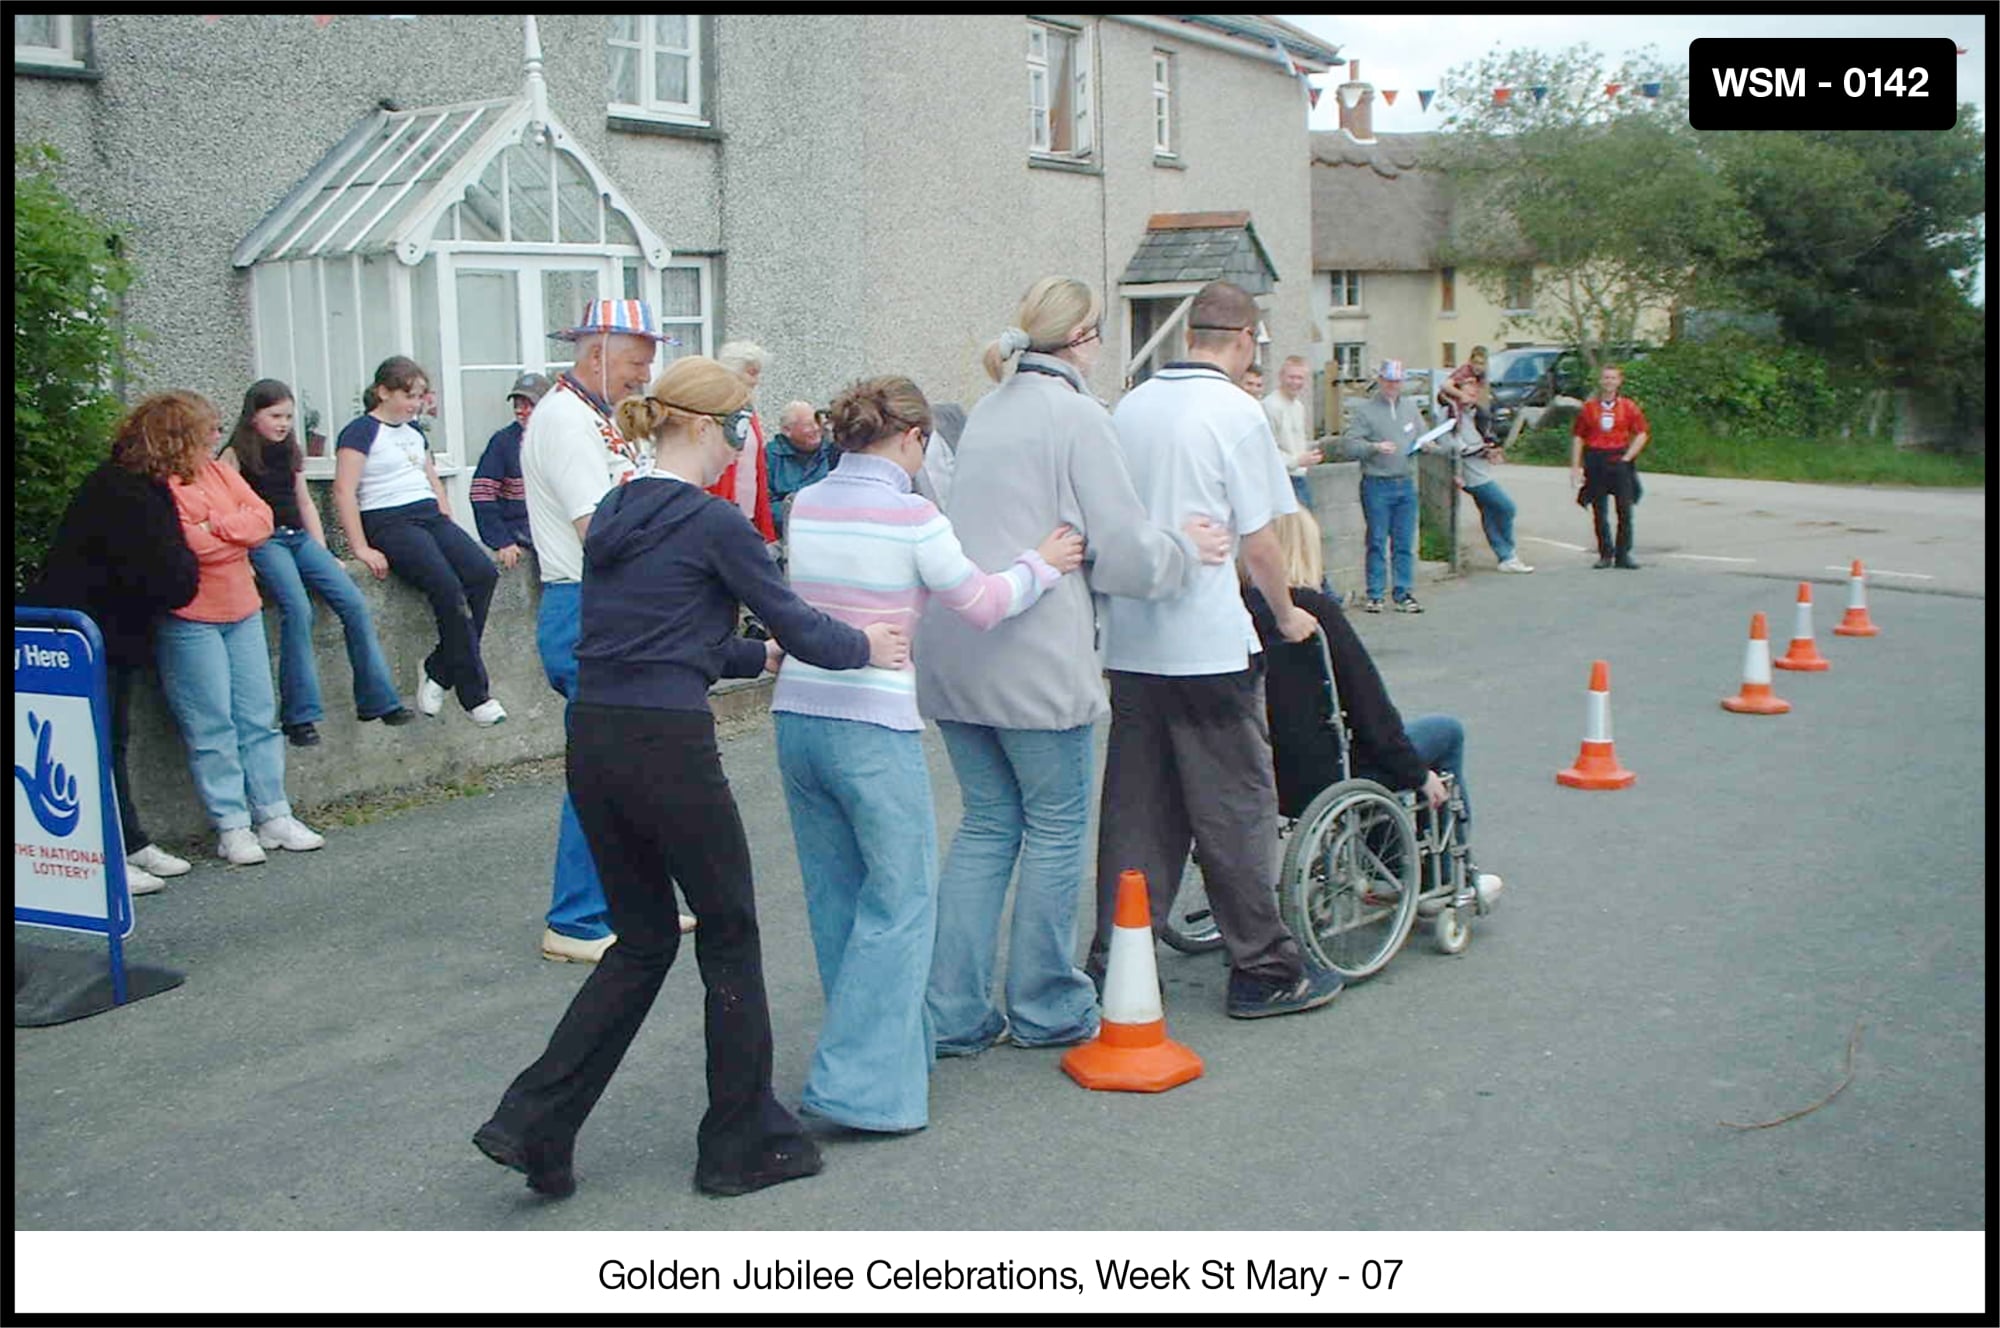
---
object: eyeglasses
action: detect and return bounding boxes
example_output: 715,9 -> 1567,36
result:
1191,323 -> 1268,345
1057,323 -> 1102,351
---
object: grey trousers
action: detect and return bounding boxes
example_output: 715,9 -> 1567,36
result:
1088,668 -> 1305,985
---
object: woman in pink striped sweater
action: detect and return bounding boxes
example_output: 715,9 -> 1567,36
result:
771,376 -> 1083,1133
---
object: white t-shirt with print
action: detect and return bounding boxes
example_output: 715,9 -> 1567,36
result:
342,418 -> 436,512
1104,364 -> 1298,676
521,382 -> 637,584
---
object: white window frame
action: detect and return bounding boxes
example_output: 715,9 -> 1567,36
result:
1151,49 -> 1175,157
15,14 -> 84,69
1331,342 -> 1368,381
1329,269 -> 1363,310
607,15 -> 705,126
1027,19 -> 1093,160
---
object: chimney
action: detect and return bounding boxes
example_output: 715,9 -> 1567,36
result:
1337,59 -> 1376,143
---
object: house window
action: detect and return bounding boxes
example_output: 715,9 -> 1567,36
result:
608,15 -> 704,123
1329,270 -> 1362,309
1504,266 -> 1535,312
1151,50 -> 1175,157
1442,341 -> 1457,368
1440,266 -> 1456,313
15,13 -> 84,70
1331,342 -> 1367,380
1028,20 -> 1092,158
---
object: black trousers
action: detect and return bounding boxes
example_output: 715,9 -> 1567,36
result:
1088,667 -> 1304,985
1583,451 -> 1637,558
360,499 -> 498,709
487,704 -> 807,1182
108,661 -> 148,851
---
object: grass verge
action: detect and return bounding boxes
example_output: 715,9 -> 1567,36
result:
1509,418 -> 1984,487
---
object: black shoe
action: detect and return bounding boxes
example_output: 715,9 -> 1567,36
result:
1615,555 -> 1641,569
369,707 -> 418,726
473,1121 -> 576,1199
283,722 -> 321,747
1225,963 -> 1344,1019
1593,556 -> 1615,570
694,1140 -> 824,1197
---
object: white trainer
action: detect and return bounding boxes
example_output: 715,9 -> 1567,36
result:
217,828 -> 268,865
256,815 -> 326,852
126,865 -> 167,896
128,843 -> 192,877
418,675 -> 448,717
1474,871 -> 1505,912
468,698 -> 507,727
1498,557 -> 1535,573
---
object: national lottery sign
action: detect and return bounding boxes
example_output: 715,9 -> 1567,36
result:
14,612 -> 132,939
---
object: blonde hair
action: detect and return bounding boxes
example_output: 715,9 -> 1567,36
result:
613,355 -> 752,443
716,340 -> 768,374
983,276 -> 1103,381
829,376 -> 931,451
1272,508 -> 1324,589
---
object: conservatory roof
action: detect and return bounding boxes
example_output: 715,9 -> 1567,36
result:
232,95 -> 669,269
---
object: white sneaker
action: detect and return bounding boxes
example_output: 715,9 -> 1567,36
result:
1474,871 -> 1505,912
126,865 -> 166,896
468,698 -> 507,727
418,675 -> 447,716
127,843 -> 192,877
256,815 -> 326,852
1498,557 -> 1535,573
217,828 -> 268,866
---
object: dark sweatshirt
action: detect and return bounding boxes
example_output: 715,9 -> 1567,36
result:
576,475 -> 871,711
1246,584 -> 1429,818
21,461 -> 201,667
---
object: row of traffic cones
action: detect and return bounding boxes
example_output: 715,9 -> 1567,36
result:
1558,561 -> 1883,784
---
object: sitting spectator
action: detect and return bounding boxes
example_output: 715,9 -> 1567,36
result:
1240,363 -> 1265,398
221,379 -> 413,748
1244,508 -> 1502,907
1440,345 -> 1496,445
775,375 -> 1082,1132
333,355 -> 505,726
765,399 -> 838,540
20,395 -> 203,895
470,371 -> 550,570
150,390 -> 327,865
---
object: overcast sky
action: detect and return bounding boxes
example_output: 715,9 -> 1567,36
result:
1280,11 -> 1988,135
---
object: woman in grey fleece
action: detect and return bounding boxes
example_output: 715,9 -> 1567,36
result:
917,276 -> 1231,1056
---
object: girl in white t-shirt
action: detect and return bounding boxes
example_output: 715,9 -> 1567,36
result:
333,356 -> 506,726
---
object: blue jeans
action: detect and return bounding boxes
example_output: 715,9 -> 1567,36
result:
1403,713 -> 1471,841
249,528 -> 402,726
928,722 -> 1099,1054
1359,476 -> 1418,601
1289,473 -> 1313,510
775,712 -> 937,1131
536,582 -> 611,941
1463,480 -> 1517,563
155,612 -> 292,831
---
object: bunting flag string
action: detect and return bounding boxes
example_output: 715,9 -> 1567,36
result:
1381,88 -> 1398,105
1340,83 -> 1364,110
1493,87 -> 1512,105
1418,88 -> 1435,111
1308,86 -> 1322,109
1640,81 -> 1662,98
1605,82 -> 1622,98
1531,85 -> 1548,104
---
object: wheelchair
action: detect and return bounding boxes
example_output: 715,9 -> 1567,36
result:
1160,630 -> 1489,979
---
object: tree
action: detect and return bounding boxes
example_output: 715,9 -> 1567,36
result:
1428,45 -> 1760,372
13,144 -> 140,589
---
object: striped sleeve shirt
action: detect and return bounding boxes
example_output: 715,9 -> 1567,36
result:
770,452 -> 1058,731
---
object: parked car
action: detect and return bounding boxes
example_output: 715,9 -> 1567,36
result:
1486,346 -> 1564,437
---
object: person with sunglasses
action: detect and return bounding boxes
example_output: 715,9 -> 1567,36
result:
520,300 -> 688,965
476,355 -> 909,1201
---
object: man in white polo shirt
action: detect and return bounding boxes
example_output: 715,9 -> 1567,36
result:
1089,281 -> 1343,1020
521,299 -> 687,964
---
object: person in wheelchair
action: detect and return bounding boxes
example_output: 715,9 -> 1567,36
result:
1243,508 -> 1502,912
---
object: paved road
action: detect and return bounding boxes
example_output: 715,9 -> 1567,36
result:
14,479 -> 1985,1235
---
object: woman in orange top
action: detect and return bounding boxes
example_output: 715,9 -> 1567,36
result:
149,390 -> 327,866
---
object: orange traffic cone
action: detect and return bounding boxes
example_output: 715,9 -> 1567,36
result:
1721,611 -> 1791,715
1833,560 -> 1881,637
1772,582 -> 1831,671
1062,870 -> 1203,1093
1555,660 -> 1636,789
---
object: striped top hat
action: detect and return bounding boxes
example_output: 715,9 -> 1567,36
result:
1376,358 -> 1406,382
555,298 -> 678,344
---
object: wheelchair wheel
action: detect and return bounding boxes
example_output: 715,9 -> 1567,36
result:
1279,779 -> 1420,980
1160,852 -> 1224,955
1433,906 -> 1472,954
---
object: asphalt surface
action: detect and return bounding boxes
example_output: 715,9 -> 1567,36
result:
13,477 -> 1986,1233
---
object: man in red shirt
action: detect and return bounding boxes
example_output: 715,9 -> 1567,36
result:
1569,364 -> 1649,569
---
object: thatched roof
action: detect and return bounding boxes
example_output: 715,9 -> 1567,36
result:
1310,130 -> 1452,272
